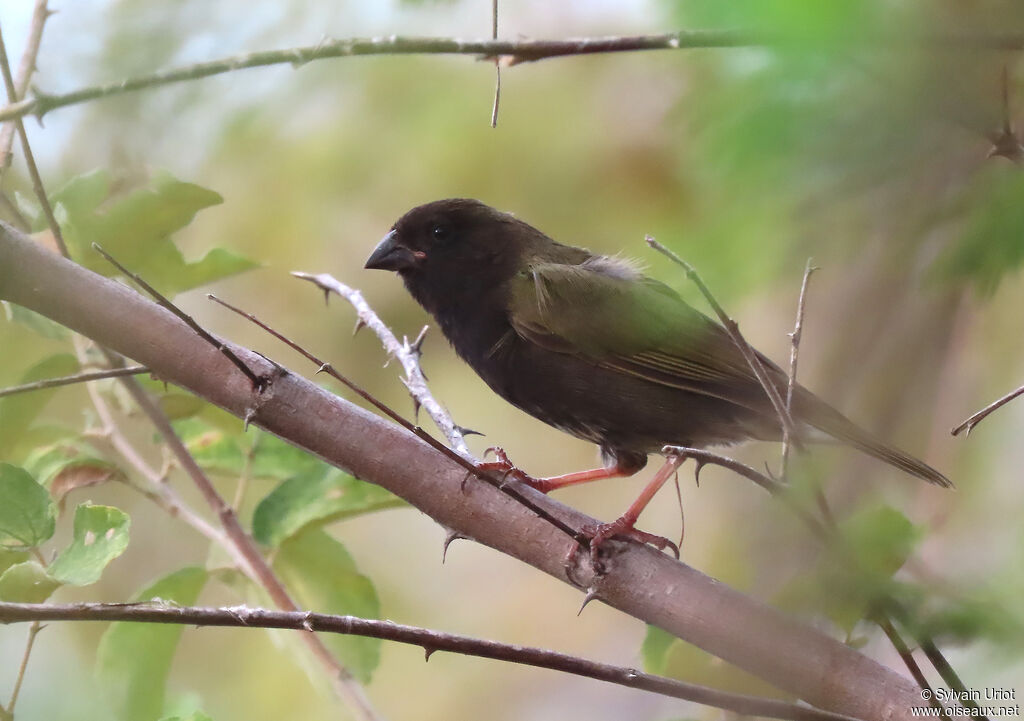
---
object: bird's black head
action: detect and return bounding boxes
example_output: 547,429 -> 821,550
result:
365,198 -> 536,315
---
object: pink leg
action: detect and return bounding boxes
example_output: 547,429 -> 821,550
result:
581,454 -> 685,567
476,448 -> 640,494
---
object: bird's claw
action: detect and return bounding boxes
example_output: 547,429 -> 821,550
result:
569,517 -> 679,573
476,447 -> 552,491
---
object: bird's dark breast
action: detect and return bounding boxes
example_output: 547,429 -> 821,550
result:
441,310 -> 763,456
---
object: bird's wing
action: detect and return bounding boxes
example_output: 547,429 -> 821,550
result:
506,259 -> 786,412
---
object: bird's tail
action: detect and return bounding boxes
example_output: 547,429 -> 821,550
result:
794,389 -> 953,488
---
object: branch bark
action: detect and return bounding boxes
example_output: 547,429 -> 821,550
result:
0,222 -> 924,721
4,29 -> 1024,124
0,601 -> 861,721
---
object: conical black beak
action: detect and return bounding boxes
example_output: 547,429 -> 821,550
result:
365,230 -> 416,271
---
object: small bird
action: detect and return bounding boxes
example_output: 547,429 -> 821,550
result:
366,199 -> 950,556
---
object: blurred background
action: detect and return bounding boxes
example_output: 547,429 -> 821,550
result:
1,1 -> 1023,720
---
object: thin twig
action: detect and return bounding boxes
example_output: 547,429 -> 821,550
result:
950,382 -> 1024,436
6,621 -> 43,716
0,0 -> 50,173
208,293 -> 588,549
293,271 -> 472,458
5,29 -> 1024,124
75,345 -> 233,552
0,364 -> 148,398
115,374 -> 383,721
92,243 -> 264,389
0,31 -> 756,123
0,601 -> 861,721
0,0 -> 49,175
0,22 -> 67,256
781,259 -> 817,476
646,236 -> 801,447
490,0 -> 500,128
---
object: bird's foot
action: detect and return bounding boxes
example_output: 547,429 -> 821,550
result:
476,447 -> 554,492
569,516 -> 679,574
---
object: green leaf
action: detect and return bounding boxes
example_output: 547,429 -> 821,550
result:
0,547 -> 29,575
0,464 -> 56,549
775,506 -> 920,633
273,528 -> 380,683
159,713 -> 214,721
640,627 -> 789,699
0,560 -> 60,602
49,504 -> 131,586
253,469 -> 404,547
97,566 -> 208,721
0,353 -> 80,457
52,170 -> 258,296
2,302 -> 69,340
932,169 -> 1024,295
24,439 -> 123,508
641,625 -> 676,675
175,419 -> 328,481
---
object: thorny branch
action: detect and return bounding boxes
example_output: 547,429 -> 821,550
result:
5,29 -> 1024,124
0,601 -> 860,721
84,251 -> 382,721
293,271 -> 473,458
951,382 -> 1024,436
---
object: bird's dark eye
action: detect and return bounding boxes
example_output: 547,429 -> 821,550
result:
432,225 -> 448,241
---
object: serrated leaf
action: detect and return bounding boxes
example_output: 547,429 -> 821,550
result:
49,504 -> 130,586
52,170 -> 257,296
0,464 -> 56,549
253,469 -> 403,547
97,566 -> 208,721
0,561 -> 60,602
0,353 -> 80,457
2,302 -> 70,340
273,528 -> 380,683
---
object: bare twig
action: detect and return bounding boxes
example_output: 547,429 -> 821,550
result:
115,373 -> 383,721
0,31 -> 754,123
490,0 -> 501,128
0,0 -> 50,174
93,243 -> 264,389
951,382 -> 1024,436
5,621 -> 43,717
782,259 -> 817,476
4,29 -> 1024,125
646,236 -> 801,446
293,271 -> 473,458
0,364 -> 148,398
208,293 -> 585,547
0,601 -> 861,721
0,22 -> 67,256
